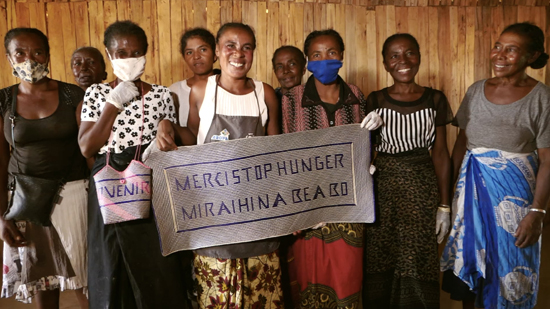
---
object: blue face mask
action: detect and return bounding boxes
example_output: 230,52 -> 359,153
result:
307,59 -> 343,84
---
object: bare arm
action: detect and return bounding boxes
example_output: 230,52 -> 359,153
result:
263,83 -> 280,136
78,102 -> 120,158
0,116 -> 26,247
187,80 -> 207,139
432,125 -> 451,205
515,147 -> 550,248
451,129 -> 468,186
75,101 -> 96,168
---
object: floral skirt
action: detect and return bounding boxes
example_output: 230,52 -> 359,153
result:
2,179 -> 88,303
194,250 -> 284,309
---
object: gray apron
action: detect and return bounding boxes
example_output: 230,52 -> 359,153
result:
195,78 -> 279,259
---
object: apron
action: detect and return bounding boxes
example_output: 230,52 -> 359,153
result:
195,77 -> 280,259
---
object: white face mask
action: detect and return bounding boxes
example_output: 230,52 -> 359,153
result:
107,50 -> 146,82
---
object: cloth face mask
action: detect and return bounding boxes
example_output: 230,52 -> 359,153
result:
307,59 -> 343,84
107,51 -> 146,82
10,59 -> 50,83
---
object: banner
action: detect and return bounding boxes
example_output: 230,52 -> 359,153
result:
146,124 -> 375,255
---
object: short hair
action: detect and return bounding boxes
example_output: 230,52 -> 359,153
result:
216,23 -> 256,49
502,22 -> 548,69
103,20 -> 148,54
71,46 -> 106,69
4,27 -> 50,55
271,45 -> 306,69
381,33 -> 420,59
180,28 -> 216,56
303,29 -> 345,56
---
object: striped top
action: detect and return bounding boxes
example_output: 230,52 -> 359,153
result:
367,88 -> 452,154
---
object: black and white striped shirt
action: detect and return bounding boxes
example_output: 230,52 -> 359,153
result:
366,88 -> 452,154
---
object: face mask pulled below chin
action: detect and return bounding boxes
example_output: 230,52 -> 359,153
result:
307,59 -> 343,84
11,59 -> 50,83
108,53 -> 146,82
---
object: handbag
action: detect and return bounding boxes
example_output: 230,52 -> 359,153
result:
93,82 -> 151,225
3,86 -> 65,226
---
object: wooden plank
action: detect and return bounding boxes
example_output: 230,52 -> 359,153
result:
278,1 -> 288,46
438,6 -> 451,96
345,4 -> 356,85
14,2 -> 29,28
355,5 -> 369,92
464,6 -> 475,98
502,5 -> 518,29
129,0 -> 144,25
241,0 -> 257,79
207,0 -> 220,34
170,0 -> 183,84
474,6 -> 492,82
0,1 -> 17,87
232,0 -> 242,23
256,0 -> 267,83
28,2 -> 46,33
375,5 -> 387,90
60,2 -> 77,83
395,6 -> 408,33
303,2 -> 314,82
428,6 -> 439,90
313,2 -> 325,32
45,3 -> 65,82
193,0 -> 207,29
290,2 -> 304,49
220,0 -> 232,25
267,1 -> 279,86
142,0 -> 160,85
157,0 -> 172,86
117,0 -> 130,21
71,2 -> 90,49
385,5 -> 396,87
416,7 -> 429,87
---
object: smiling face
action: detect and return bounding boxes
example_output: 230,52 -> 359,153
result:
273,48 -> 306,91
383,36 -> 420,84
215,27 -> 255,79
306,35 -> 343,62
490,31 -> 537,79
106,34 -> 147,60
6,32 -> 49,66
183,36 -> 217,76
71,48 -> 107,89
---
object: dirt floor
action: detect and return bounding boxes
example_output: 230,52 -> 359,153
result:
1,227 -> 549,309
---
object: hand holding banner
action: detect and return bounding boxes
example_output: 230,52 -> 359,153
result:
146,124 -> 375,255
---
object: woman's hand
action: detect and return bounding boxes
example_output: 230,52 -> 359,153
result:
0,218 -> 26,247
514,211 -> 544,248
105,81 -> 139,110
156,119 -> 178,151
360,111 -> 383,130
435,207 -> 451,244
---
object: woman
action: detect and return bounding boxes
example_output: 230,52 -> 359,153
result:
78,20 -> 188,309
0,28 -> 89,308
441,22 -> 550,309
170,28 -> 217,129
281,29 -> 382,309
272,45 -> 306,102
363,33 -> 453,309
71,46 -> 108,91
186,22 -> 282,309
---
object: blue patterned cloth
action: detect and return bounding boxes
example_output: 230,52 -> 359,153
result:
441,148 -> 541,309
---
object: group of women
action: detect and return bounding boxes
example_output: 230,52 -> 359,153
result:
0,17 -> 547,309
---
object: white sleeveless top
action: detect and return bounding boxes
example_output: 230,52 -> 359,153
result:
197,75 -> 268,145
168,79 -> 191,126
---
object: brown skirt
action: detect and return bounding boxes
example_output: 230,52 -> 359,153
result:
363,149 -> 440,309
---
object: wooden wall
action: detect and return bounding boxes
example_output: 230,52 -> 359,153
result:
0,0 -> 549,149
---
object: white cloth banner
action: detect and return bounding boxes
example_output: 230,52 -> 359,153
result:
146,124 -> 375,255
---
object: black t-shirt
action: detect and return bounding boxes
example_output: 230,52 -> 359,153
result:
1,81 -> 88,181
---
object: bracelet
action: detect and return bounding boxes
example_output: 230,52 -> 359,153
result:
438,207 -> 451,213
439,204 -> 451,208
529,208 -> 547,215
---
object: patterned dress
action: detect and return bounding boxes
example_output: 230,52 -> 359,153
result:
281,76 -> 367,309
363,88 -> 452,309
